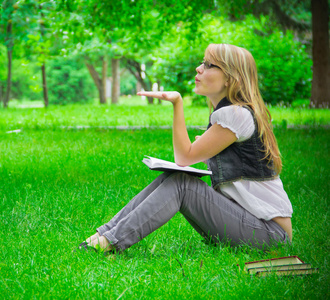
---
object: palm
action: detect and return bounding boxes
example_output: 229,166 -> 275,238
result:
137,91 -> 181,104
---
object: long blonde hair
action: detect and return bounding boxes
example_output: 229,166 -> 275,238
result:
205,44 -> 282,174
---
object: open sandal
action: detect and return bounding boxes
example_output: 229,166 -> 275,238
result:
77,241 -> 98,253
77,241 -> 116,257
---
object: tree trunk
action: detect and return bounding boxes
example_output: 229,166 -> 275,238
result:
311,0 -> 330,108
4,21 -> 13,108
111,58 -> 120,104
139,79 -> 153,104
85,60 -> 107,104
4,50 -> 12,108
157,80 -> 162,105
102,58 -> 107,104
41,64 -> 49,107
125,59 -> 154,104
0,84 -> 3,107
40,5 -> 49,108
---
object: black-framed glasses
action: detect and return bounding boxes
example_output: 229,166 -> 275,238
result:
200,61 -> 222,70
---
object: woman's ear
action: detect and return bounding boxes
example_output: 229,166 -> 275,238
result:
225,76 -> 232,87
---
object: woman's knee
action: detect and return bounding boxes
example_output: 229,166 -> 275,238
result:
168,171 -> 197,183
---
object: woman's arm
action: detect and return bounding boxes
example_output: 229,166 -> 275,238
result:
137,91 -> 237,166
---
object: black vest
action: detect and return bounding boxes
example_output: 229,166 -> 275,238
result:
206,97 -> 276,189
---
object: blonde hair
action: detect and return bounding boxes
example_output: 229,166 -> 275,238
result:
205,44 -> 282,174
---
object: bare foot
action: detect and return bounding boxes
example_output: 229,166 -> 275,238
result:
86,232 -> 101,245
90,235 -> 113,253
77,232 -> 114,254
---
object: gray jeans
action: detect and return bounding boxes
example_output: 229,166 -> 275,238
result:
97,172 -> 289,251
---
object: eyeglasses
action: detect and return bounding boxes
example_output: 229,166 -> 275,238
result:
200,61 -> 222,70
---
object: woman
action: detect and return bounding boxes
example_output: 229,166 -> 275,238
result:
79,44 -> 292,254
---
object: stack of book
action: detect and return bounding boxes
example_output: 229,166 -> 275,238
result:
241,256 -> 318,277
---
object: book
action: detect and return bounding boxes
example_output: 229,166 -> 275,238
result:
255,267 -> 319,277
142,156 -> 212,177
241,256 -> 318,277
243,256 -> 304,270
248,263 -> 312,274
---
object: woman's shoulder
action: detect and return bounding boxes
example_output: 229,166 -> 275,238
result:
211,105 -> 255,141
221,104 -> 253,113
211,105 -> 254,123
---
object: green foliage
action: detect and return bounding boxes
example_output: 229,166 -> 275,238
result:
0,0 -> 66,105
0,55 -> 43,101
47,56 -> 96,105
0,44 -> 6,82
120,69 -> 138,95
67,0 -> 214,35
151,37 -> 204,101
152,15 -> 312,106
249,30 -> 312,105
26,32 -> 52,64
56,0 -> 217,105
10,58 -> 42,100
1,1 -> 313,108
0,0 -> 39,52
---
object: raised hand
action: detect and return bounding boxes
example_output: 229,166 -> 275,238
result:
137,91 -> 182,105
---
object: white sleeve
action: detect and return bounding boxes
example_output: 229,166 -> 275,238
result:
210,106 -> 255,142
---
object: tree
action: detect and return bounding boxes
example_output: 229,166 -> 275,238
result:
58,0 -> 215,104
151,14 -> 312,106
85,57 -> 108,104
54,6 -> 116,105
217,0 -> 329,107
46,55 -> 95,105
1,0 -> 56,108
311,0 -> 329,107
124,58 -> 154,104
111,58 -> 120,104
0,44 -> 6,103
26,1 -> 56,107
38,2 -> 50,107
1,0 -> 15,108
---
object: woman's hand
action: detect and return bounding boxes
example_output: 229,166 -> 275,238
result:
137,91 -> 182,105
137,91 -> 236,167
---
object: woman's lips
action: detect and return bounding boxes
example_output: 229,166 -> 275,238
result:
195,77 -> 200,83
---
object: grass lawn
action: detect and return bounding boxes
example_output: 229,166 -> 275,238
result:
0,101 -> 329,299
1,96 -> 329,130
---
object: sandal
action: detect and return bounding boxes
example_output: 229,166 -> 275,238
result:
77,241 -> 98,253
77,241 -> 116,256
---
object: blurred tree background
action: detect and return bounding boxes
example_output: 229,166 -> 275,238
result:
0,0 -> 328,108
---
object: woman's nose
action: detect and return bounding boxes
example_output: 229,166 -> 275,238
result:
196,64 -> 203,73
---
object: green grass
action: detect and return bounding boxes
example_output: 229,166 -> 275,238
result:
0,101 -> 329,299
1,96 -> 329,131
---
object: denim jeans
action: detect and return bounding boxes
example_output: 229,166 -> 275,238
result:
97,172 -> 289,251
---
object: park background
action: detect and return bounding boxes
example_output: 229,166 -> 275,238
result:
1,0 -> 329,299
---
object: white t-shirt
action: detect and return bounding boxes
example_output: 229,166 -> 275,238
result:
210,106 -> 293,221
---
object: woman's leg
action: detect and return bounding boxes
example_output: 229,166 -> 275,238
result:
95,172 -> 288,252
178,181 -> 289,249
83,172 -> 171,247
97,172 -> 172,234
